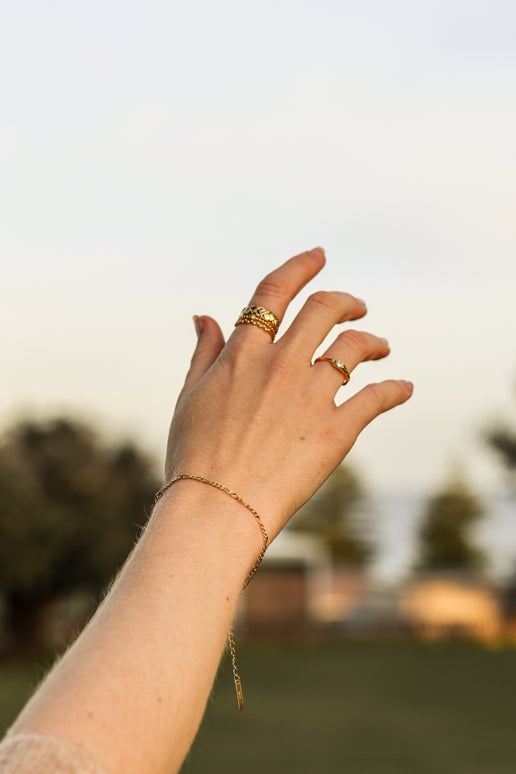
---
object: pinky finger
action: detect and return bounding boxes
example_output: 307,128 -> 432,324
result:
339,379 -> 414,437
181,315 -> 226,394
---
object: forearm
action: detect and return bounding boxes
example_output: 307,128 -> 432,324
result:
10,482 -> 263,774
6,247 -> 413,773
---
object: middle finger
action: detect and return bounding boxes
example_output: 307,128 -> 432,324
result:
279,290 -> 367,354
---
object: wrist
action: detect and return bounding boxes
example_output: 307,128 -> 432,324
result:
148,477 -> 267,593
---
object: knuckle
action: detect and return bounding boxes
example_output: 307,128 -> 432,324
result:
307,290 -> 339,313
339,329 -> 369,356
364,382 -> 387,410
223,338 -> 258,369
255,272 -> 288,303
268,351 -> 292,379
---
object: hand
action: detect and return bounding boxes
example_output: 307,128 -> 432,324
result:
165,247 -> 413,539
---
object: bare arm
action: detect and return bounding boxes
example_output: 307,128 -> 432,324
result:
8,248 -> 413,773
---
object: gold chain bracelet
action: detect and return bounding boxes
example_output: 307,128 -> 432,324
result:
154,473 -> 269,711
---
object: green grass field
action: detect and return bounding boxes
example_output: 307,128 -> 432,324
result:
0,659 -> 47,736
2,642 -> 516,773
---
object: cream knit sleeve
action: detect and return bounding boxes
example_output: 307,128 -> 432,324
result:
0,732 -> 110,773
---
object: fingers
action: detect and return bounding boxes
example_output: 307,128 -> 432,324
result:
312,330 -> 390,393
337,379 -> 414,440
280,291 -> 367,353
230,247 -> 365,353
181,315 -> 225,394
231,247 -> 326,343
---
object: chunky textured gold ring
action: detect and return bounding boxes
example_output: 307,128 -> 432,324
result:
314,356 -> 351,385
235,305 -> 280,340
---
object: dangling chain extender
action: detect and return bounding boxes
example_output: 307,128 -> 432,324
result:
154,473 -> 269,711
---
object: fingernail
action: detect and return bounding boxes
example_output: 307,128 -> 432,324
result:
311,246 -> 326,259
381,337 -> 389,346
402,380 -> 414,395
357,298 -> 367,308
193,315 -> 204,337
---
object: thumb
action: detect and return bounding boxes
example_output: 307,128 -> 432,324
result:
181,315 -> 226,393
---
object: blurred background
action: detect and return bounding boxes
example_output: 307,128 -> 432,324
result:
1,1 -> 516,771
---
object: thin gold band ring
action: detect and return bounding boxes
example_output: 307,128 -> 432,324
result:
314,356 -> 351,385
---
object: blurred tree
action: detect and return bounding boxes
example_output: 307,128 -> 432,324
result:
289,465 -> 372,565
415,475 -> 485,573
485,402 -> 516,620
0,417 -> 160,654
485,416 -> 516,484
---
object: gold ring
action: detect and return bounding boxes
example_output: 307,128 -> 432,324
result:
314,356 -> 351,385
235,305 -> 280,340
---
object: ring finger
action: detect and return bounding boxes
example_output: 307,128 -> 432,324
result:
312,330 -> 390,392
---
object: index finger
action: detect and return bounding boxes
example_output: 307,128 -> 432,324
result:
232,247 -> 326,341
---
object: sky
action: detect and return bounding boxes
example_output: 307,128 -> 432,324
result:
1,0 -> 516,498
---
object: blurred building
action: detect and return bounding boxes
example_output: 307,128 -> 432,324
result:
399,574 -> 502,642
240,531 -> 513,644
239,532 -> 378,639
238,532 -> 329,639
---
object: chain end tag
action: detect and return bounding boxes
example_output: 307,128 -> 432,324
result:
234,676 -> 244,711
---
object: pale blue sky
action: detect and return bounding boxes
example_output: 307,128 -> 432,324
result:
1,1 -> 515,495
